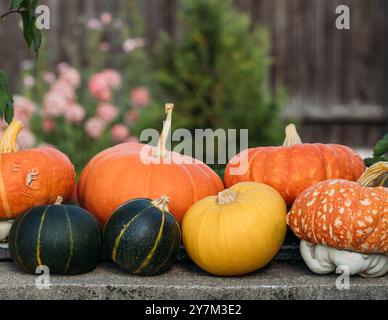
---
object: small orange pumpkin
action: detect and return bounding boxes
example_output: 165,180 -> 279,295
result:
78,104 -> 224,225
224,124 -> 365,205
0,120 -> 75,219
287,165 -> 388,254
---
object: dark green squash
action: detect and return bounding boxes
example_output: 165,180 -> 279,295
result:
103,196 -> 181,276
9,197 -> 101,275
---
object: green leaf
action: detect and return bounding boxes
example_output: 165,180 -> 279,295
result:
10,0 -> 24,10
363,134 -> 388,167
20,10 -> 33,47
0,70 -> 14,124
372,133 -> 388,158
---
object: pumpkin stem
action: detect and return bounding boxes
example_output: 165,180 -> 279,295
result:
54,196 -> 64,205
152,103 -> 174,158
217,189 -> 238,205
283,123 -> 302,146
357,162 -> 388,187
151,195 -> 170,212
0,120 -> 23,153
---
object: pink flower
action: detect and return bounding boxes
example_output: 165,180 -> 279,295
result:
125,110 -> 140,124
14,96 -> 35,125
42,72 -> 56,84
43,91 -> 68,117
85,117 -> 106,139
23,75 -> 35,89
130,87 -> 150,108
65,104 -> 86,124
102,69 -> 122,89
97,103 -> 118,123
57,62 -> 70,74
51,80 -> 75,101
88,73 -> 111,101
111,124 -> 129,143
100,12 -> 112,25
59,67 -> 81,88
87,18 -> 102,30
99,42 -> 111,53
122,38 -> 146,53
17,129 -> 36,149
42,119 -> 56,133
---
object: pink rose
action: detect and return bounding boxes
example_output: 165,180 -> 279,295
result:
59,67 -> 81,88
23,75 -> 35,89
122,38 -> 146,53
111,124 -> 129,143
43,91 -> 68,117
14,96 -> 35,124
100,12 -> 112,25
65,104 -> 86,124
85,117 -> 106,139
87,18 -> 102,30
42,72 -> 56,84
97,103 -> 119,123
99,42 -> 111,53
17,129 -> 36,149
102,69 -> 122,89
130,87 -> 150,108
125,109 -> 140,124
51,80 -> 75,101
88,73 -> 111,101
57,62 -> 70,74
42,119 -> 56,133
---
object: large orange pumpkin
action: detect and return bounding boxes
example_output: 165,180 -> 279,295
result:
0,120 -> 75,219
78,104 -> 224,225
224,124 -> 365,205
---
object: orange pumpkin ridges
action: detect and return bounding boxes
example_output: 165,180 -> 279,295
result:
287,164 -> 388,254
0,120 -> 76,218
224,123 -> 366,205
78,103 -> 224,225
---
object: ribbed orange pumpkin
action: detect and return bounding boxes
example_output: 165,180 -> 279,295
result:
78,104 -> 224,225
0,120 -> 75,219
224,124 -> 365,205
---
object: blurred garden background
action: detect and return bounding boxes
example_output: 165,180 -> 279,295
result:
0,0 -> 386,172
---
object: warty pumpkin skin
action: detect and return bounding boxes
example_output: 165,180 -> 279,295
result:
182,182 -> 287,276
287,179 -> 388,255
78,104 -> 224,225
0,120 -> 75,220
8,197 -> 101,275
224,124 -> 365,206
103,196 -> 181,275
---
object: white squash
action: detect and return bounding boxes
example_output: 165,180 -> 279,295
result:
300,240 -> 388,278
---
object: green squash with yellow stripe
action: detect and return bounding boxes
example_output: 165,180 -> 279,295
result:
103,196 -> 181,276
8,197 -> 101,275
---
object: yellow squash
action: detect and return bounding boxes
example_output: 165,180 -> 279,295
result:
182,182 -> 287,276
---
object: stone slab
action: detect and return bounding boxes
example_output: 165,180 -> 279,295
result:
0,261 -> 386,300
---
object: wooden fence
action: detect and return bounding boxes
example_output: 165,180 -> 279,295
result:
0,0 -> 387,146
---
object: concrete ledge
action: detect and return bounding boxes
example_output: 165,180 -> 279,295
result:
0,261 -> 387,300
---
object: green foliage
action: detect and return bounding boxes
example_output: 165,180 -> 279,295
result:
0,71 -> 14,123
0,0 -> 42,123
150,0 -> 285,150
364,134 -> 388,167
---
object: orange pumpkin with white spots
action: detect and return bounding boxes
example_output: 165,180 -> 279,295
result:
224,124 -> 365,206
287,179 -> 388,254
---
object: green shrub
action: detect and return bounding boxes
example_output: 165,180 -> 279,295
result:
142,0 -> 285,150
